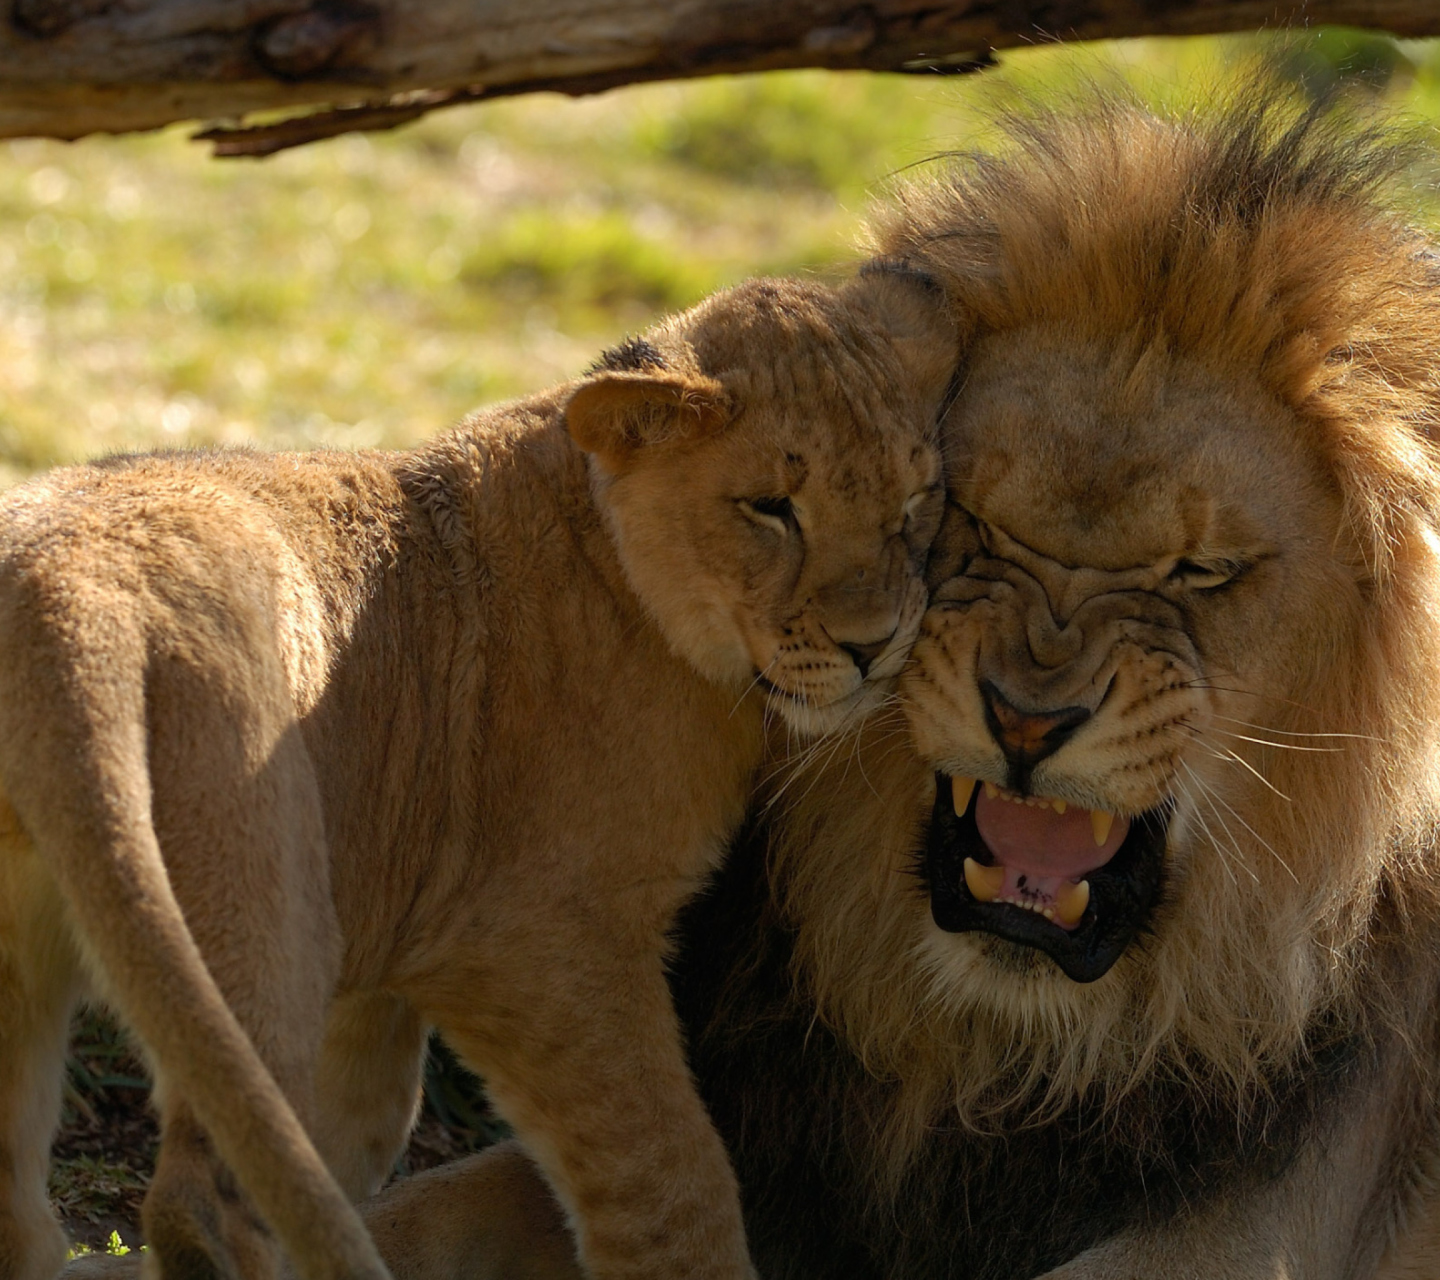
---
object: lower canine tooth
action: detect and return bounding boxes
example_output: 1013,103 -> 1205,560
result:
951,776 -> 977,816
1090,809 -> 1114,846
1055,879 -> 1090,927
963,857 -> 1005,903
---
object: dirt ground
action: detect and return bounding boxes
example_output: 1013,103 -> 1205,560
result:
53,1015 -> 501,1254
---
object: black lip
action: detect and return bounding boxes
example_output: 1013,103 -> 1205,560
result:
921,775 -> 1168,983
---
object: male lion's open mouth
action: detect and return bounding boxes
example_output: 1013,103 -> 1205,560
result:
922,774 -> 1168,982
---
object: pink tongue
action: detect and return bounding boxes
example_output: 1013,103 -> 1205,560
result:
975,790 -> 1127,881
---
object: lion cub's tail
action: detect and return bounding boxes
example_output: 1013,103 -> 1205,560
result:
0,589 -> 388,1280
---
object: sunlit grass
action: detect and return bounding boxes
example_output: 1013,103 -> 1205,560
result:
1,30 -> 1437,484
67,1229 -> 144,1259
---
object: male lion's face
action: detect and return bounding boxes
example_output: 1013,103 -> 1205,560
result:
905,328 -> 1359,983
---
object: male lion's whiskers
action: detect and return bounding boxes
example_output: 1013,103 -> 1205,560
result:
1211,713 -> 1382,744
1213,747 -> 1292,802
1173,766 -> 1248,889
1179,723 -> 1294,802
1175,678 -> 1337,722
1204,727 -> 1344,755
1179,759 -> 1298,884
1179,762 -> 1260,888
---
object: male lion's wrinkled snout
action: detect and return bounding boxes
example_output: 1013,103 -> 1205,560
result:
906,537 -> 1206,979
979,680 -> 1090,773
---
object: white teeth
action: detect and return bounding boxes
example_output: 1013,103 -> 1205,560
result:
951,776 -> 977,816
1090,809 -> 1114,847
980,782 -> 1071,812
1055,879 -> 1090,927
963,857 -> 1005,903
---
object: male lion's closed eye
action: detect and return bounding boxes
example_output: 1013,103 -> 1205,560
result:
1168,556 -> 1251,589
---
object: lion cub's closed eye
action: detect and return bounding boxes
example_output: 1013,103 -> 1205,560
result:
0,268 -> 951,1280
565,271 -> 951,736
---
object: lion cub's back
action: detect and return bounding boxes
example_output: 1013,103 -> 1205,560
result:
0,447 -> 411,717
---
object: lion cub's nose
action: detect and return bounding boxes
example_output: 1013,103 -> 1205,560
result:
839,637 -> 890,678
980,680 -> 1090,768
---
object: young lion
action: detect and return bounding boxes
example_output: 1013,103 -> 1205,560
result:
0,269 -> 952,1280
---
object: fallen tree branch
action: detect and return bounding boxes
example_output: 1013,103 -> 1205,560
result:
0,1 -> 1436,156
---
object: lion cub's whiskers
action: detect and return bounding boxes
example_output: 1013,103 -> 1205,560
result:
731,658 -> 778,720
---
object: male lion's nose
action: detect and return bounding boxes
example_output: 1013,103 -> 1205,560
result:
979,680 -> 1090,768
839,637 -> 890,678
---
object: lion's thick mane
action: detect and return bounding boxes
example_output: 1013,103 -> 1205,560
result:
725,92 -> 1440,1192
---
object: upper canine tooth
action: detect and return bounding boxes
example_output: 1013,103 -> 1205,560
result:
951,776 -> 977,816
1090,809 -> 1114,847
1055,879 -> 1090,927
963,857 -> 1005,903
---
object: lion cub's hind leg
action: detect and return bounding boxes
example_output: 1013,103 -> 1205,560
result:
0,795 -> 85,1280
310,993 -> 428,1203
136,700 -> 344,1280
359,1143 -> 580,1280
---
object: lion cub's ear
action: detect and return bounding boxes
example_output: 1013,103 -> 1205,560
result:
564,370 -> 734,473
846,261 -> 964,406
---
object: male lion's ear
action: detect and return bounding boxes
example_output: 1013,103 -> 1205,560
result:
564,371 -> 733,473
847,260 -> 968,409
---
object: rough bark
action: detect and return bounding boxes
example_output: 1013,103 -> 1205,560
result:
0,1 -> 1436,155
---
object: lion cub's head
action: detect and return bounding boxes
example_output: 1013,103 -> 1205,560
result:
563,271 -> 953,735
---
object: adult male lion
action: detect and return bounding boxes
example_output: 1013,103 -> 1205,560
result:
348,92 -> 1440,1280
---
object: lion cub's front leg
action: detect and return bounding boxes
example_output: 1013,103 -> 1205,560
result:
431,944 -> 753,1280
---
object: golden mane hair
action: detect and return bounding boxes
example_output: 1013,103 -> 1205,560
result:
878,90 -> 1440,578
755,90 -> 1440,1187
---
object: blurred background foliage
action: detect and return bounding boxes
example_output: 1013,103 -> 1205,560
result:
3,27 -> 1440,487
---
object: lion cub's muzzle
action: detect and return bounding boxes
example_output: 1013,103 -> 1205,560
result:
762,577 -> 927,737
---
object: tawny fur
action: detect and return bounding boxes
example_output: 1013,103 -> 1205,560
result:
767,91 -> 1440,1276
320,91 -> 1440,1280
810,87 -> 1440,1153
0,271 -> 953,1280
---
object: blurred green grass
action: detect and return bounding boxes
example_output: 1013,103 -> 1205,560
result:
2,28 -> 1439,484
